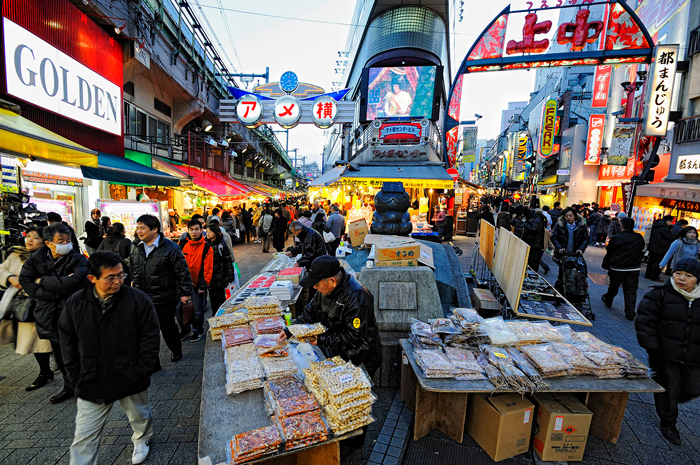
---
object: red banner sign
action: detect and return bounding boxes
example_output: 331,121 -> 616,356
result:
584,114 -> 605,165
599,158 -> 636,181
591,65 -> 612,108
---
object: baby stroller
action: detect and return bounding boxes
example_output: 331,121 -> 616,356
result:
555,252 -> 595,321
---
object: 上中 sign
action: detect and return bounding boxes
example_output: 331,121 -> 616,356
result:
3,18 -> 121,136
591,65 -> 612,108
236,94 -> 263,128
540,99 -> 557,157
644,44 -> 679,137
677,154 -> 700,174
584,114 -> 605,165
311,96 -> 337,129
274,95 -> 301,129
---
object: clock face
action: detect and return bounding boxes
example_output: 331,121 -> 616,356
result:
279,71 -> 299,93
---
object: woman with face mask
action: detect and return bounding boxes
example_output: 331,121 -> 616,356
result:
19,223 -> 88,403
0,227 -> 54,390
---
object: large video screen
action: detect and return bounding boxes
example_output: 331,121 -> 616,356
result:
365,66 -> 437,120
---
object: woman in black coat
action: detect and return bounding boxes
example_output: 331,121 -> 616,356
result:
635,258 -> 700,446
205,224 -> 235,315
271,209 -> 290,253
97,222 -> 133,284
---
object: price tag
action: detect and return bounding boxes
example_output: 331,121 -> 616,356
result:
339,374 -> 353,383
234,334 -> 244,339
495,352 -> 507,358
331,366 -> 344,373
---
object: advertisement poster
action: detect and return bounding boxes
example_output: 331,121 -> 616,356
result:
462,126 -> 478,157
608,123 -> 636,165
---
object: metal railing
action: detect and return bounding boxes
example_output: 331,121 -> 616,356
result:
674,115 -> 700,144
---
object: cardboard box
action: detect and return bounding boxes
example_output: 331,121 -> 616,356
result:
471,288 -> 502,315
347,219 -> 369,247
466,393 -> 534,462
374,258 -> 418,267
375,243 -> 421,262
532,393 -> 592,462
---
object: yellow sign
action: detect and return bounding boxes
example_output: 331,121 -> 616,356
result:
353,318 -> 361,329
342,178 -> 454,190
540,99 -> 557,157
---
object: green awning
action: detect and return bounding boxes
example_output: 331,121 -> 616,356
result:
81,153 -> 180,187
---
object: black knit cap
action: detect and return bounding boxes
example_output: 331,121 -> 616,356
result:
673,258 -> 700,279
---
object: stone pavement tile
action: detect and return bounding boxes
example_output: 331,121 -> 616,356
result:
626,400 -> 661,424
581,435 -> 612,461
174,398 -> 199,418
658,446 -> 697,465
27,446 -> 68,465
6,438 -> 38,448
34,438 -> 65,448
632,443 -> 670,465
168,433 -> 195,442
176,416 -> 199,427
627,420 -> 671,449
100,435 -> 118,445
168,441 -> 198,464
0,447 -> 41,464
617,421 -> 640,444
151,399 -> 180,419
602,439 -> 639,465
172,383 -> 200,400
0,449 -> 11,463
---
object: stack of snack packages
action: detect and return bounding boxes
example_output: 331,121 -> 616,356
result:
229,425 -> 282,464
303,356 -> 375,436
222,327 -> 263,395
264,376 -> 328,451
208,311 -> 250,340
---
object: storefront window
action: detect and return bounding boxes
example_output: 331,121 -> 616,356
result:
148,116 -> 157,142
157,120 -> 169,145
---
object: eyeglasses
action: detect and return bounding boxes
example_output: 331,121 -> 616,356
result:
103,273 -> 128,284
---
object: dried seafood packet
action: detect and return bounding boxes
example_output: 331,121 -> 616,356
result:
520,343 -> 572,378
481,317 -> 518,346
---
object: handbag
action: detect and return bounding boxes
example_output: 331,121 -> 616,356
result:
0,287 -> 34,322
323,230 -> 336,243
182,299 -> 195,326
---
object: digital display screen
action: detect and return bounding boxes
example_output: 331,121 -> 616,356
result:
365,66 -> 437,120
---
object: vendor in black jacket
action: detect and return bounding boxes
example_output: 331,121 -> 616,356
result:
287,256 -> 382,378
19,223 -> 88,404
635,258 -> 700,446
601,217 -> 645,320
285,221 -> 328,270
59,251 -> 160,464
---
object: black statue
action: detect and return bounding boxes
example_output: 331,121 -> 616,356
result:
371,182 -> 412,236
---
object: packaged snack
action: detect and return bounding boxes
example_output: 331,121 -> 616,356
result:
279,411 -> 328,451
287,323 -> 326,343
452,308 -> 484,325
230,425 -> 282,464
222,327 -> 254,348
429,318 -> 461,335
208,311 -> 249,340
252,316 -> 286,335
481,317 -> 518,346
254,335 -> 289,357
520,343 -> 572,378
413,348 -> 459,378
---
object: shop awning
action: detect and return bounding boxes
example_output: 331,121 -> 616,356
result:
0,108 -> 98,167
308,165 -> 346,187
155,159 -> 246,198
341,164 -> 455,189
636,182 -> 700,201
80,153 -> 180,187
238,179 -> 272,196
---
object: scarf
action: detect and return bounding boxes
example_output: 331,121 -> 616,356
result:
671,278 -> 700,302
682,237 -> 698,246
9,246 -> 30,262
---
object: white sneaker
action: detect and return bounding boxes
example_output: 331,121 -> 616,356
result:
132,441 -> 150,464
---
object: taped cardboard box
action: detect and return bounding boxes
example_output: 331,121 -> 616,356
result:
347,219 -> 369,247
375,243 -> 421,262
467,393 -> 535,462
466,393 -> 534,462
532,393 -> 592,462
471,288 -> 502,315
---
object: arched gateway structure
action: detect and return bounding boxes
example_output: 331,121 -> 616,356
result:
444,0 -> 656,167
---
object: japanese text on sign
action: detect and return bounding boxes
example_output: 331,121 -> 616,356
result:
677,155 -> 700,174
591,65 -> 612,108
644,45 -> 678,137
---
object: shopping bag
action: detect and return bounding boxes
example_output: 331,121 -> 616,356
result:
323,230 -> 336,243
225,278 -> 239,299
182,300 -> 194,327
234,262 -> 242,280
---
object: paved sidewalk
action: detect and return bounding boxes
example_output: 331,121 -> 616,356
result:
0,237 -> 292,465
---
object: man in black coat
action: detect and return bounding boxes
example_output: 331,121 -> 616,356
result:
548,202 -> 563,224
241,202 -> 252,243
645,215 -> 675,280
47,212 -> 80,254
290,256 -> 382,377
59,252 -> 160,465
601,217 -> 646,320
587,207 -> 603,247
285,221 -> 328,270
130,215 -> 193,363
19,223 -> 88,404
522,209 -> 549,273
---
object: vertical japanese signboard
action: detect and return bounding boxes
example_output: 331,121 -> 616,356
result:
585,115 -> 605,165
644,44 -> 679,137
540,98 -> 557,157
591,65 -> 612,108
608,123 -> 637,165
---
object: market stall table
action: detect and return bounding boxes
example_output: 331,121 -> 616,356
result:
198,333 -> 360,465
399,339 -> 663,445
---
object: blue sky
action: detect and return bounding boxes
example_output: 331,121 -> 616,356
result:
192,0 -> 535,167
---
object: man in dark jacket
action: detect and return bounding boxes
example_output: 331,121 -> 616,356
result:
59,251 -> 160,465
587,207 -> 603,247
646,215 -> 675,280
601,217 -> 645,320
292,256 -> 382,377
130,215 -> 193,363
549,202 -> 563,224
672,219 -> 688,239
597,210 -> 612,244
47,212 -> 80,253
241,203 -> 252,243
285,221 -> 328,270
522,209 -> 549,273
635,258 -> 700,446
19,223 -> 88,404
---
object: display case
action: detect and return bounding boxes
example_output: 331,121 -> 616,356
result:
96,200 -> 165,239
